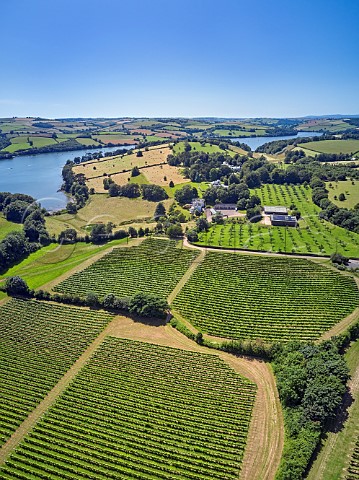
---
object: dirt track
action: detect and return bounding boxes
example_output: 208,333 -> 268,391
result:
109,315 -> 284,480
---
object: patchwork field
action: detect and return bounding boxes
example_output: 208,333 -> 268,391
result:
195,184 -> 359,257
296,119 -> 355,132
0,298 -> 112,447
297,139 -> 359,155
54,239 -> 199,299
172,251 -> 359,342
93,133 -> 139,145
0,337 -> 256,479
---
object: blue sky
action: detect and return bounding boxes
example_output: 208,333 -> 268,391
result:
1,0 -> 358,118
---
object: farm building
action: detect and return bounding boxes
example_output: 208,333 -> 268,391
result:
190,198 -> 205,214
271,214 -> 297,227
211,180 -> 228,188
214,203 -> 238,211
263,206 -> 288,215
222,161 -> 241,172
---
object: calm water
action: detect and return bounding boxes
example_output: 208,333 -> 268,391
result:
232,131 -> 322,151
0,145 -> 134,211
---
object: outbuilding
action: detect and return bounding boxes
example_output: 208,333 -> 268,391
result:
270,214 -> 297,227
263,206 -> 288,215
214,203 -> 238,211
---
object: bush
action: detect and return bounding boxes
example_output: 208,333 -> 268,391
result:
5,276 -> 30,296
129,292 -> 169,318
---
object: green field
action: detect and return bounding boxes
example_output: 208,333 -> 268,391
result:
0,239 -> 128,289
0,217 -> 22,240
172,251 -> 359,342
2,135 -> 63,152
196,184 -> 359,257
54,239 -> 199,299
0,298 -> 112,447
211,129 -> 267,137
327,180 -> 359,209
173,141 -> 236,156
0,337 -> 256,479
297,139 -> 359,155
164,180 -> 209,198
72,137 -> 101,146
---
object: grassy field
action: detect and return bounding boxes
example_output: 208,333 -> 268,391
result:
172,251 -> 359,342
46,194 -> 174,236
0,337 -> 256,479
74,145 -> 171,177
327,180 -> 359,209
141,163 -> 190,186
75,137 -> 101,146
173,141 -> 236,156
0,239 -> 128,289
0,298 -> 112,447
164,180 -> 209,198
54,238 -> 199,299
211,129 -> 267,137
74,145 -> 174,192
195,184 -> 359,257
306,339 -> 359,480
0,217 -> 22,240
1,135 -> 71,152
297,139 -> 359,155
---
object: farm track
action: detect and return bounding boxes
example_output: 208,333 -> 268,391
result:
0,307 -> 284,479
0,316 -> 118,467
167,248 -> 206,304
108,316 -> 284,480
183,237 -> 333,261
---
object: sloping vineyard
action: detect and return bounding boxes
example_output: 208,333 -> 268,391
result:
172,251 -> 359,342
54,238 -> 199,299
195,184 -> 359,257
0,298 -> 112,447
347,438 -> 359,479
0,337 -> 256,480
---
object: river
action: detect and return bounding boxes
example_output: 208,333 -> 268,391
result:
0,145 -> 134,211
232,131 -> 322,151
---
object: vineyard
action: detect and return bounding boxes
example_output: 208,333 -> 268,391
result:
195,184 -> 359,257
172,251 -> 359,342
0,337 -> 257,480
54,238 -> 199,299
0,298 -> 112,447
347,439 -> 359,479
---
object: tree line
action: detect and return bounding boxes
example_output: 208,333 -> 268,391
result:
0,192 -> 50,272
3,276 -> 169,319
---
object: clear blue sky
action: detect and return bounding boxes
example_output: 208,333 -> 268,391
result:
1,0 -> 358,118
